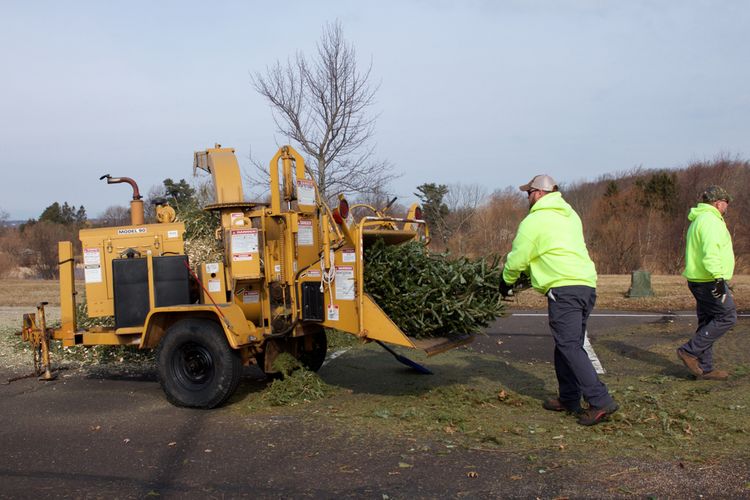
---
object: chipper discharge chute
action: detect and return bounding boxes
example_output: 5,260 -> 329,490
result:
20,144 -> 474,408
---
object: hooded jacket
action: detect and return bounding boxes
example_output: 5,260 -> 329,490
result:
502,191 -> 596,294
682,203 -> 734,282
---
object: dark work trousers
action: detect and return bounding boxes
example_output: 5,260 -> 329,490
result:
547,285 -> 614,409
681,281 -> 737,372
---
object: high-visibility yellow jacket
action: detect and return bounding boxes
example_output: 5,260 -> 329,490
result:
502,192 -> 597,294
683,203 -> 735,282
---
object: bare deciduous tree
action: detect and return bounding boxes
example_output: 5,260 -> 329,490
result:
22,222 -> 75,279
251,21 -> 397,201
351,188 -> 405,220
97,206 -> 131,227
443,183 -> 487,255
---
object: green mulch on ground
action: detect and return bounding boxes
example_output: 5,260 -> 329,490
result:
234,320 -> 750,465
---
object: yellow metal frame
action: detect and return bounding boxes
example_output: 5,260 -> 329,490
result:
25,143 -> 468,378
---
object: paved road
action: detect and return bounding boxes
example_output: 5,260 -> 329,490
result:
476,309 -> 699,364
0,367 -> 582,499
0,310 -> 745,498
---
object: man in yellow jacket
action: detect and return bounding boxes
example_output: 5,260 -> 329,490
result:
499,174 -> 618,426
676,186 -> 737,380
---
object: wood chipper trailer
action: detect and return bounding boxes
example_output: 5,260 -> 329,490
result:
21,145 -> 473,408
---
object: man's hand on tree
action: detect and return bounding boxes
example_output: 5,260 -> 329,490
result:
499,280 -> 514,298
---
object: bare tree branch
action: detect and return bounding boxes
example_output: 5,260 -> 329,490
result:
251,20 -> 398,202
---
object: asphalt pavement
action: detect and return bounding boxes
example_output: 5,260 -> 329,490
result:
0,309 -> 744,498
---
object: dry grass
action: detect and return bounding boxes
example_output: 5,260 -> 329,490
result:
1,276 -> 748,313
0,279 -> 84,307
511,274 -> 750,311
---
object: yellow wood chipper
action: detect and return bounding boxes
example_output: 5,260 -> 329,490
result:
21,145 -> 473,408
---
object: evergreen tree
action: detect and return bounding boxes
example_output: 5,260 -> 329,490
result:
163,178 -> 197,209
38,201 -> 87,225
415,183 -> 450,244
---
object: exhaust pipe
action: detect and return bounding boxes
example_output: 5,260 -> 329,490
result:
99,174 -> 144,225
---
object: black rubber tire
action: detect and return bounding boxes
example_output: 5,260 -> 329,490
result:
157,318 -> 242,409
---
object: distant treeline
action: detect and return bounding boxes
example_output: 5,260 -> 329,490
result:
2,158 -> 747,279
418,157 -> 750,275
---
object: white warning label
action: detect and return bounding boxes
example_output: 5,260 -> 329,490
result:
83,248 -> 102,283
342,248 -> 356,263
231,228 -> 258,261
297,179 -> 316,205
327,304 -> 339,321
242,290 -> 260,303
335,266 -> 355,301
298,218 -> 314,246
230,212 -> 245,225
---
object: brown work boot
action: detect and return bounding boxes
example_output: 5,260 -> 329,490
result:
542,398 -> 583,415
699,369 -> 729,381
677,348 -> 703,376
577,401 -> 619,426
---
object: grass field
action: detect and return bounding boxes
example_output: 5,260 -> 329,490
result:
2,275 -> 747,311
509,274 -> 750,311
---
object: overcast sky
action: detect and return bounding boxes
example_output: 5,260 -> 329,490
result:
1,0 -> 748,220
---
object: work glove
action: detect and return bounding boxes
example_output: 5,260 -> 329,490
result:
711,278 -> 727,301
498,280 -> 514,298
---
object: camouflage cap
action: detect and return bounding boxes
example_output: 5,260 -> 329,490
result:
701,185 -> 733,203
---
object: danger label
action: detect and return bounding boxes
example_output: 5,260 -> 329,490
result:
231,228 -> 258,261
296,179 -> 316,206
335,266 -> 355,301
298,218 -> 314,246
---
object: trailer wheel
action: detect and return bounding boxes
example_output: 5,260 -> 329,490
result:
157,319 -> 242,409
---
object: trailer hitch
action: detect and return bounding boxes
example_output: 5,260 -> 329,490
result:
20,302 -> 57,381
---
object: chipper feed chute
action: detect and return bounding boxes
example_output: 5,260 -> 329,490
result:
309,202 -> 475,363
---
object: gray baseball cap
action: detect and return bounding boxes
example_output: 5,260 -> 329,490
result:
519,174 -> 558,192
